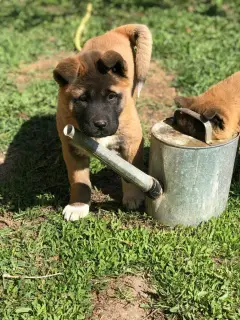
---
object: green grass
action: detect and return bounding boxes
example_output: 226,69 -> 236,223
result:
0,0 -> 240,319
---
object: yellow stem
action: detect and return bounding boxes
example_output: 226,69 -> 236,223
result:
74,3 -> 93,52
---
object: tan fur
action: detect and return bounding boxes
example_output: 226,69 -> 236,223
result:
112,24 -> 152,92
54,25 -> 152,217
175,72 -> 240,140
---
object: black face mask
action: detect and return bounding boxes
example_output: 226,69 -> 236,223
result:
73,91 -> 123,138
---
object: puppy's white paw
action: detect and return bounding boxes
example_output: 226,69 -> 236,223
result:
122,188 -> 145,210
63,204 -> 89,221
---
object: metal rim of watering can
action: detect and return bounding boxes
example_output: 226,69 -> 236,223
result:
174,108 -> 213,144
151,121 -> 239,150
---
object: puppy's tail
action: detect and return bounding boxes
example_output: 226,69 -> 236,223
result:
113,24 -> 152,97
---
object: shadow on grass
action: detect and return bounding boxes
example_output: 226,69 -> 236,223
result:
233,151 -> 240,183
0,115 -> 123,213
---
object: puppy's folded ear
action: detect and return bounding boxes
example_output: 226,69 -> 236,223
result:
96,51 -> 128,78
202,109 -> 217,120
53,56 -> 84,86
174,96 -> 194,108
202,108 -> 224,130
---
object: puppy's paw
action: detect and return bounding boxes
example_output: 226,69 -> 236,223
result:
63,204 -> 89,221
122,187 -> 145,210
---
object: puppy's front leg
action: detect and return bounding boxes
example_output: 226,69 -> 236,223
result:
62,143 -> 91,221
121,137 -> 145,210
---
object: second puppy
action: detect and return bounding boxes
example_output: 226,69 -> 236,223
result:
175,72 -> 240,140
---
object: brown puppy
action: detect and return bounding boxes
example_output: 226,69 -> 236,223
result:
175,71 -> 240,140
53,24 -> 152,220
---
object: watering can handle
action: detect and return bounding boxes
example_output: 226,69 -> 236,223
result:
174,108 -> 213,144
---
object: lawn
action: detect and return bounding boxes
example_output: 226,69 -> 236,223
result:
0,0 -> 240,319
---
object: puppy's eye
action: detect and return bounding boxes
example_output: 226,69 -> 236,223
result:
107,92 -> 118,100
79,94 -> 88,102
212,114 -> 224,130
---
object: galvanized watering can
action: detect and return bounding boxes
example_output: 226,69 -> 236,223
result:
63,108 -> 239,227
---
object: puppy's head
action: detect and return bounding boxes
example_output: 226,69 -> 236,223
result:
54,51 -> 129,138
174,95 -> 238,140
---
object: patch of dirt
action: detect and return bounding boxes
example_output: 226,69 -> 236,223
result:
0,220 -> 13,229
139,60 -> 177,129
0,222 -> 6,229
0,213 -> 46,230
91,188 -> 112,204
142,60 -> 176,106
0,213 -> 21,230
212,257 -> 224,265
17,112 -> 30,120
90,275 -> 164,320
10,51 -> 73,92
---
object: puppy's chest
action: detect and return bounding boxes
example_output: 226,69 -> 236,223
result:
96,135 -> 123,153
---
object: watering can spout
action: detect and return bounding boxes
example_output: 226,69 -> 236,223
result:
63,124 -> 163,200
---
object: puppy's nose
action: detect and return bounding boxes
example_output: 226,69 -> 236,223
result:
94,120 -> 107,129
